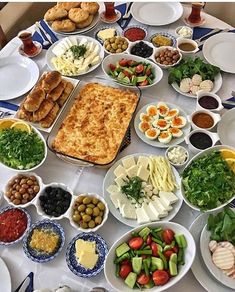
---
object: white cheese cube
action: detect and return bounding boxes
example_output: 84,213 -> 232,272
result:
52,43 -> 67,56
142,203 -> 159,221
159,191 -> 179,205
65,38 -> 73,48
106,184 -> 120,194
158,196 -> 173,211
126,165 -> 139,178
90,55 -> 100,66
137,166 -> 150,181
120,203 -> 137,219
153,197 -> 169,214
70,36 -> 77,46
148,201 -> 162,218
137,156 -> 149,169
114,164 -> 126,177
149,199 -> 168,218
61,38 -> 71,50
122,156 -> 136,169
79,37 -> 88,46
136,207 -> 150,224
110,192 -> 121,208
93,44 -> 100,54
114,174 -> 127,188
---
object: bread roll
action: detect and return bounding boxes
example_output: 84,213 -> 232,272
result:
76,14 -> 93,29
42,71 -> 62,93
51,19 -> 76,32
47,80 -> 67,101
40,103 -> 60,128
57,81 -> 74,107
68,8 -> 89,23
44,6 -> 68,22
24,88 -> 45,112
80,2 -> 99,15
17,106 -> 33,122
56,2 -> 81,11
33,99 -> 54,122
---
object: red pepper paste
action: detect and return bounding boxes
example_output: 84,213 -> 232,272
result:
124,27 -> 146,42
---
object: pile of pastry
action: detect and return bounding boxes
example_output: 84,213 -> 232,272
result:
17,71 -> 74,128
44,2 -> 99,32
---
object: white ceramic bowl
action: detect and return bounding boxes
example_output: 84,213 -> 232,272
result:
69,193 -> 109,233
103,36 -> 130,55
35,182 -> 74,221
127,40 -> 155,59
181,145 -> 235,212
104,221 -> 196,292
152,46 -> 182,69
176,37 -> 199,56
3,172 -> 43,208
175,26 -> 193,39
188,109 -> 221,131
102,53 -> 163,89
200,224 -> 235,289
0,119 -> 47,172
122,25 -> 148,41
165,145 -> 189,168
196,90 -> 224,113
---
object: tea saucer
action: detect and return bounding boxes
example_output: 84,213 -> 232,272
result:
184,17 -> 206,27
100,10 -> 121,24
19,41 -> 42,58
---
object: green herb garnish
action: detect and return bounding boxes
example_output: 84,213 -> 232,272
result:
0,128 -> 45,169
121,176 -> 143,201
168,57 -> 220,85
70,45 -> 87,59
182,151 -> 235,211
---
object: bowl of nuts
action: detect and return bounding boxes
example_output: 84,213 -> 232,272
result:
4,173 -> 43,207
69,193 -> 109,232
103,36 -> 129,54
153,46 -> 182,69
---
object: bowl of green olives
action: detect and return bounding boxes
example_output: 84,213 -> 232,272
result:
103,36 -> 129,55
69,193 -> 109,232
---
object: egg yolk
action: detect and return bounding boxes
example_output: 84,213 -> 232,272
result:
168,109 -> 178,117
141,114 -> 151,122
140,122 -> 150,132
159,132 -> 169,138
146,129 -> 157,137
169,127 -> 180,134
157,120 -> 167,127
147,107 -> 158,116
172,117 -> 183,126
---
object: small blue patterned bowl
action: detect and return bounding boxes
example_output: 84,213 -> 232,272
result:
150,32 -> 177,47
0,206 -> 31,246
23,219 -> 65,263
66,232 -> 108,278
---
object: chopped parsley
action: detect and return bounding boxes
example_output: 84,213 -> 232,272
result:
70,45 -> 87,59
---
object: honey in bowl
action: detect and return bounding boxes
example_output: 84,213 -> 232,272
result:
192,112 -> 214,129
178,42 -> 196,52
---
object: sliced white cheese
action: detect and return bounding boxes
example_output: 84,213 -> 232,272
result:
137,166 -> 149,181
142,203 -> 159,221
136,207 -> 150,224
83,52 -> 98,66
159,191 -> 179,205
65,38 -> 73,48
106,184 -> 120,194
61,38 -> 71,50
109,192 -> 121,209
52,43 -> 67,56
79,37 -> 88,46
76,63 -> 89,74
69,36 -> 77,46
93,44 -> 100,54
120,203 -> 137,219
114,173 -> 128,188
90,55 -> 100,66
126,165 -> 139,178
117,193 -> 130,210
114,164 -> 126,178
149,199 -> 168,218
158,196 -> 173,211
74,58 -> 84,67
153,197 -> 170,213
122,156 -> 136,169
137,156 -> 149,169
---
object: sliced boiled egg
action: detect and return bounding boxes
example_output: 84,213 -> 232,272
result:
146,105 -> 158,117
157,102 -> 169,117
165,108 -> 179,120
153,119 -> 170,130
158,131 -> 172,144
139,121 -> 151,133
168,127 -> 183,138
145,128 -> 160,140
171,116 -> 187,128
140,113 -> 152,123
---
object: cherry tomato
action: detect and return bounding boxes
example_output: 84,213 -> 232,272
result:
129,237 -> 144,250
135,64 -> 144,74
146,68 -> 152,76
162,229 -> 175,244
151,242 -> 158,256
109,64 -> 116,71
121,259 -> 131,265
119,59 -> 128,66
153,270 -> 170,286
172,245 -> 179,253
119,264 -> 132,279
139,79 -> 149,86
137,273 -> 150,285
164,250 -> 174,260
146,235 -> 152,245
123,70 -> 131,78
127,60 -> 137,66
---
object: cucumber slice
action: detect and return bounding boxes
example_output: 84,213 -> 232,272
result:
125,272 -> 137,288
151,257 -> 164,270
169,260 -> 178,276
115,242 -> 130,257
132,257 -> 142,275
138,226 -> 151,238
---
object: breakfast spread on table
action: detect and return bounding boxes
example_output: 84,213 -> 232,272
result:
1,2 -> 235,291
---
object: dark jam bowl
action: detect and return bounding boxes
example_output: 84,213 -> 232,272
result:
0,206 -> 31,246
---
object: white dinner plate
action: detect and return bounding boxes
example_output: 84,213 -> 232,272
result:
0,56 -> 39,101
131,2 -> 183,26
171,73 -> 222,99
203,33 -> 235,74
134,102 -> 191,148
0,257 -> 11,292
218,108 -> 235,147
189,214 -> 234,292
103,153 -> 183,227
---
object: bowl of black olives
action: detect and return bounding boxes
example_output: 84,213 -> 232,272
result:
128,40 -> 154,59
36,183 -> 73,220
69,193 -> 109,232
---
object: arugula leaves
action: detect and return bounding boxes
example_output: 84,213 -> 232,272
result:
182,151 -> 235,211
168,57 -> 220,85
70,45 -> 87,59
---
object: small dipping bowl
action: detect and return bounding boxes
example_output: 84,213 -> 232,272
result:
103,36 -> 129,55
196,90 -> 224,113
153,46 -> 182,69
175,26 -> 193,39
165,145 -> 189,168
176,37 -> 199,55
127,40 -> 154,59
123,25 -> 148,42
188,109 -> 221,131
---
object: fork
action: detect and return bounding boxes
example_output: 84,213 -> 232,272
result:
34,25 -> 50,47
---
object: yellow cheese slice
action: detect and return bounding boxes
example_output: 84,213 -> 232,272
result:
75,239 -> 96,259
79,251 -> 99,269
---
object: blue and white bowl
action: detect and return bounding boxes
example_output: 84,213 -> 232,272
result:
94,26 -> 120,44
150,32 -> 177,47
0,206 -> 31,246
23,219 -> 65,263
66,232 -> 108,278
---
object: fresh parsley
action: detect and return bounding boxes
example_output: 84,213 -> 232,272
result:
70,45 -> 87,59
121,176 -> 143,201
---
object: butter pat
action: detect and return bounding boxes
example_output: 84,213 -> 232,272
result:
75,239 -> 96,258
79,251 -> 99,269
97,28 -> 116,41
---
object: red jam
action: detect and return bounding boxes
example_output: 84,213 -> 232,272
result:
0,209 -> 28,242
124,27 -> 146,42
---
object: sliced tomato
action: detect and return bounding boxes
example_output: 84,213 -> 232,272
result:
146,235 -> 152,245
135,64 -> 144,74
172,245 -> 179,253
119,264 -> 132,279
137,273 -> 151,285
109,64 -> 116,71
146,68 -> 152,76
163,250 -> 174,260
129,237 -> 144,250
153,270 -> 170,286
119,58 -> 128,67
121,259 -> 131,265
151,242 -> 158,256
127,60 -> 137,66
139,80 -> 149,86
123,70 -> 131,78
162,229 -> 175,244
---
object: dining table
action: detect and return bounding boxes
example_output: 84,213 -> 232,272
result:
0,2 -> 235,292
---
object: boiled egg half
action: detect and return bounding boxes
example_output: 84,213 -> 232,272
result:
139,121 -> 151,133
140,113 -> 152,123
171,116 -> 187,128
168,127 -> 183,138
153,119 -> 170,130
145,128 -> 160,140
146,105 -> 158,117
165,108 -> 179,120
158,131 -> 172,144
157,102 -> 169,117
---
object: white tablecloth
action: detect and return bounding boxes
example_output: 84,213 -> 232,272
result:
0,3 -> 234,292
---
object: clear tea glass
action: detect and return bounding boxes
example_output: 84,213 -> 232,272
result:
104,2 -> 117,20
18,30 -> 38,56
188,2 -> 204,24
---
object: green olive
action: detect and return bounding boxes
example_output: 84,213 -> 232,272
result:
74,210 -> 79,215
110,37 -> 115,43
116,49 -> 123,53
87,203 -> 95,209
78,204 -> 86,212
97,202 -> 105,211
80,222 -> 88,229
80,212 -> 85,216
95,216 -> 102,225
76,196 -> 85,204
99,211 -> 104,217
82,214 -> 91,222
85,207 -> 93,215
122,44 -> 128,50
83,197 -> 92,204
72,214 -> 81,222
92,198 -> 99,205
106,44 -> 112,51
112,43 -> 118,50
93,207 -> 100,216
88,220 -> 95,228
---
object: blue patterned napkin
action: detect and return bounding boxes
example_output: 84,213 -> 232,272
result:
222,96 -> 235,109
15,272 -> 34,292
0,101 -> 19,119
193,27 -> 235,40
116,3 -> 133,30
32,20 -> 58,49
